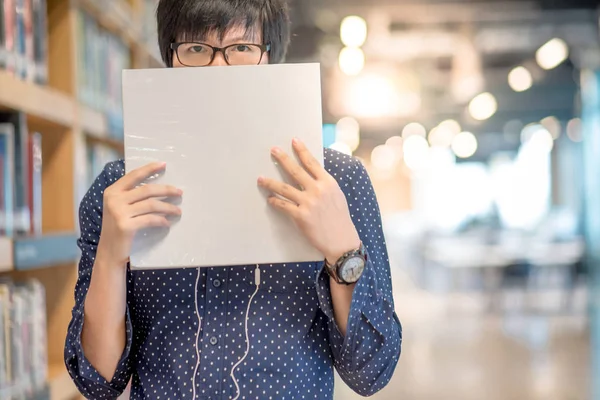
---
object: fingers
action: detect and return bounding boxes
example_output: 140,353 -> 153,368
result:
258,177 -> 303,204
129,199 -> 182,218
115,162 -> 167,191
128,214 -> 171,231
271,147 -> 314,189
292,139 -> 326,180
126,184 -> 183,204
267,196 -> 299,217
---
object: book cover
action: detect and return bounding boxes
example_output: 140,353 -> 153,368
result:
0,112 -> 30,235
0,123 -> 15,236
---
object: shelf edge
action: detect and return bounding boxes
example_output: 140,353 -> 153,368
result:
0,70 -> 76,128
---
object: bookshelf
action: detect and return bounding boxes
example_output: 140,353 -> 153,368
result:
0,0 -> 161,398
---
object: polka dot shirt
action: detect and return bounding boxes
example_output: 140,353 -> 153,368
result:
65,149 -> 402,399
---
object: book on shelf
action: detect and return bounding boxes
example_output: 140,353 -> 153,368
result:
27,132 -> 41,235
0,111 -> 43,238
0,123 -> 15,237
0,0 -> 47,83
76,8 -> 131,141
0,279 -> 48,400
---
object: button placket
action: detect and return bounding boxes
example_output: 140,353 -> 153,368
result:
199,267 -> 229,397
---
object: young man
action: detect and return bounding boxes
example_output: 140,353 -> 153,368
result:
65,0 -> 402,399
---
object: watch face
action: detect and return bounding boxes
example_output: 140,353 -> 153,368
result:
339,256 -> 365,283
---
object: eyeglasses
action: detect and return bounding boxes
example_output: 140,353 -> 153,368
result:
170,42 -> 271,67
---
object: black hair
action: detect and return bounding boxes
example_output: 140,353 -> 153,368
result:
157,0 -> 291,67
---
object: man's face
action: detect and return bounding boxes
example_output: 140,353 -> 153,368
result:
172,26 -> 269,67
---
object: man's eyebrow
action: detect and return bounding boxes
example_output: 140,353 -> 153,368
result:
226,35 -> 259,42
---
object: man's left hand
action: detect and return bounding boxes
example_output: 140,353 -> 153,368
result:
257,138 -> 361,264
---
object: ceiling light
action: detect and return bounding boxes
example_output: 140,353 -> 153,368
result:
451,132 -> 478,158
371,145 -> 398,172
386,136 -> 403,149
468,92 -> 498,121
536,38 -> 569,70
403,135 -> 430,170
329,141 -> 353,155
521,124 -> 547,144
402,122 -> 427,138
335,117 -> 361,151
529,129 -> 554,153
438,119 -> 462,136
567,118 -> 583,142
340,16 -> 368,48
508,66 -> 533,92
339,47 -> 365,76
540,116 -> 561,140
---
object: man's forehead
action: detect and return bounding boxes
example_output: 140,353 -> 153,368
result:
180,24 -> 262,44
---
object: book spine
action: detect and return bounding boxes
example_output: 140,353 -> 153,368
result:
0,148 -> 5,236
10,288 -> 22,397
23,0 -> 33,81
13,113 -> 30,235
0,285 -> 11,398
0,287 -> 7,397
31,0 -> 46,84
4,0 -> 15,73
15,0 -> 25,79
0,124 -> 15,237
31,280 -> 46,390
0,0 -> 6,69
29,132 -> 41,235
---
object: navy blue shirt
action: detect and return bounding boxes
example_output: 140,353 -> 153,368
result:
65,149 -> 402,399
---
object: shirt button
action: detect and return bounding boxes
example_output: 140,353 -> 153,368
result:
212,279 -> 222,288
209,336 -> 218,346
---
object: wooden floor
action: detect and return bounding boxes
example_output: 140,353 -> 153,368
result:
334,270 -> 591,400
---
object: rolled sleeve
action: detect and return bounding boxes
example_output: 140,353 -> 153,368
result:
65,295 -> 134,397
317,152 -> 402,396
64,163 -> 134,399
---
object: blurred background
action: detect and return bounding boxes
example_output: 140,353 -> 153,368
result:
0,0 -> 598,399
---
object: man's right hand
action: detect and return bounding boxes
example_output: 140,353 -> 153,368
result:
97,162 -> 183,268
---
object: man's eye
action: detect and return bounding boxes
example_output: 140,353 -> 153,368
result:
234,45 -> 251,52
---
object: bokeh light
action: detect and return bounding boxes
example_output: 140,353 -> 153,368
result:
339,47 -> 365,76
469,92 -> 498,121
335,117 -> 361,151
340,16 -> 368,48
451,132 -> 478,158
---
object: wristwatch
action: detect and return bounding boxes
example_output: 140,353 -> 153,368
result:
325,242 -> 367,285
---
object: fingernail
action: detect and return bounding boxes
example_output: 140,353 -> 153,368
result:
271,147 -> 281,155
292,137 -> 300,145
177,189 -> 184,195
257,176 -> 265,184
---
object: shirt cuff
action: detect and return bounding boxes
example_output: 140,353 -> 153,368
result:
315,250 -> 380,366
66,302 -> 133,395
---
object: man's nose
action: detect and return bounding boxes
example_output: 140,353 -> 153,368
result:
209,51 -> 228,66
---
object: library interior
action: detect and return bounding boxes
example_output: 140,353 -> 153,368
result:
0,0 -> 600,399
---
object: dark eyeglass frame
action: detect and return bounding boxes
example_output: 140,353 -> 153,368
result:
170,42 -> 271,67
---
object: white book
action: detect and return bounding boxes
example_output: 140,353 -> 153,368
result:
123,63 -> 324,269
